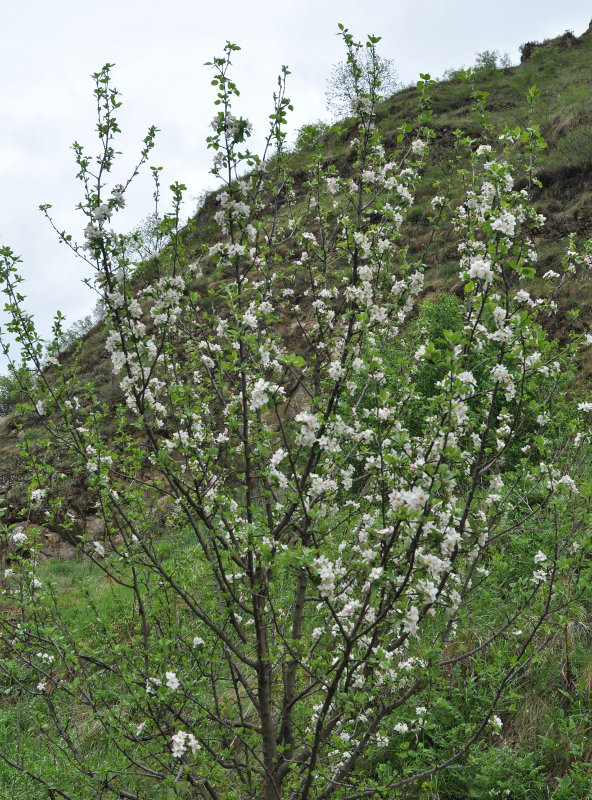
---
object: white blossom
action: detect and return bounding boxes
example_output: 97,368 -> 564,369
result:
328,361 -> 344,381
30,488 -> 47,505
171,730 -> 200,758
10,529 -> 27,545
489,714 -> 503,734
403,605 -> 420,636
93,541 -> 105,557
165,670 -> 180,691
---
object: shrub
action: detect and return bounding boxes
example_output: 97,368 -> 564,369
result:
0,367 -> 33,416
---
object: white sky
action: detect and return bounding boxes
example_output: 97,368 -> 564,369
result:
1,0 -> 590,370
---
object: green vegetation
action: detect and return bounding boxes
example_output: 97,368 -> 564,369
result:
1,21 -> 592,800
2,476 -> 591,798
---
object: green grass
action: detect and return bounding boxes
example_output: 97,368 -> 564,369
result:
5,423 -> 592,798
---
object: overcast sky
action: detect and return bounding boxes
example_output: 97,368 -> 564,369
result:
1,0 -> 590,371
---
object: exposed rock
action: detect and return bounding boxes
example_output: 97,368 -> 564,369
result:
61,509 -> 85,541
38,530 -> 78,560
520,41 -> 541,63
84,514 -> 123,552
55,509 -> 105,543
557,31 -> 579,51
152,494 -> 179,527
85,515 -> 106,540
521,29 -> 580,63
1,514 -> 116,564
1,523 -> 79,564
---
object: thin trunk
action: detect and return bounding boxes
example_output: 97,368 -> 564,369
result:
254,578 -> 280,800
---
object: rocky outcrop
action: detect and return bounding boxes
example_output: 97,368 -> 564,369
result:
1,522 -> 77,568
38,529 -> 79,560
520,41 -> 541,63
521,26 -> 585,63
1,514 -> 117,568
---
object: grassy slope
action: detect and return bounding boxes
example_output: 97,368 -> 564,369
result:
2,29 -> 592,514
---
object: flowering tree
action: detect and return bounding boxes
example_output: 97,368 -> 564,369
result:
1,29 -> 592,800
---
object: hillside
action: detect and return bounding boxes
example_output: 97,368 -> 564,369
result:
1,23 -> 592,800
3,23 -> 592,533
